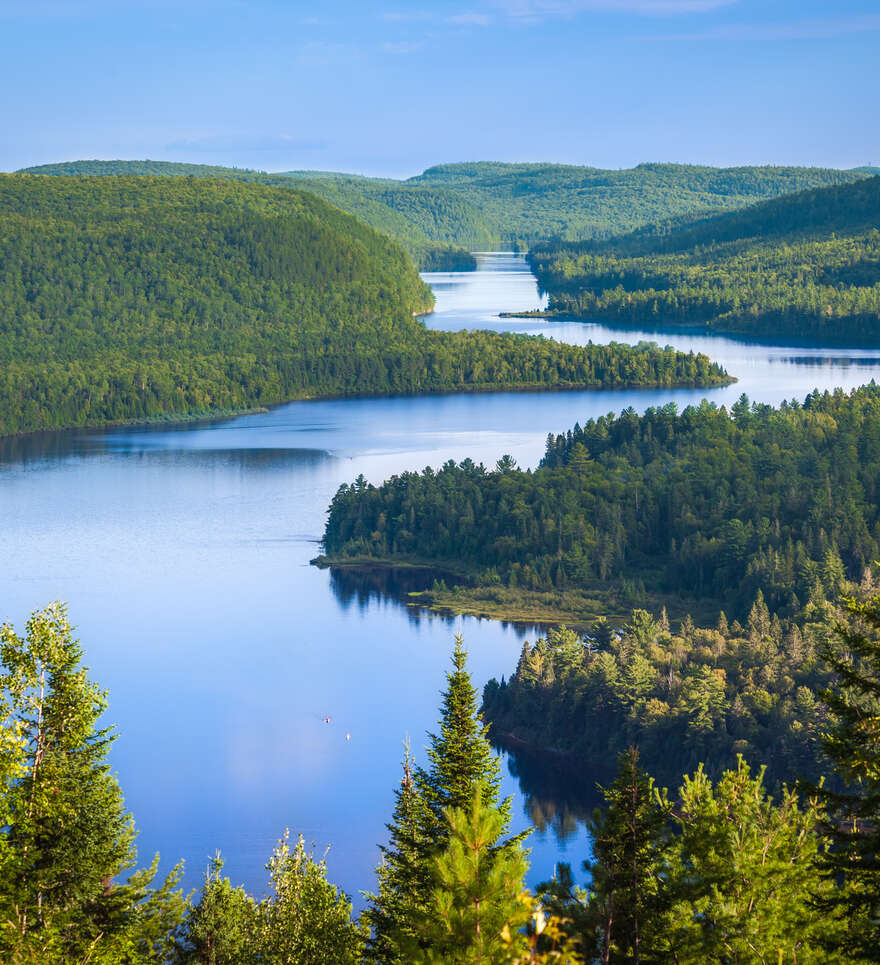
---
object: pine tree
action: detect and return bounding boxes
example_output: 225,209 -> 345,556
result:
0,602 -> 185,964
665,758 -> 837,963
412,787 -> 529,964
587,748 -> 671,965
814,593 -> 880,959
174,855 -> 258,965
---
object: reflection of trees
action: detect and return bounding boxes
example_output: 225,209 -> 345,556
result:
328,566 -> 459,627
499,745 -> 602,843
327,566 -> 540,639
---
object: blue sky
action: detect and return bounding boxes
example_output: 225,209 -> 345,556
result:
2,0 -> 878,175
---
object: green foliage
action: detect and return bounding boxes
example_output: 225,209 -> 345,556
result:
531,176 -> 880,339
21,158 -> 871,267
0,175 -> 725,436
587,749 -> 671,965
364,745 -> 435,965
368,637 -> 522,962
483,608 -> 833,791
259,831 -> 365,965
0,602 -> 186,964
323,386 -> 880,620
813,593 -> 880,960
411,788 -> 530,965
660,759 -> 839,964
175,855 -> 258,965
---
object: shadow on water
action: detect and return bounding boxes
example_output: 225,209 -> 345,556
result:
498,743 -> 603,844
328,565 -> 546,639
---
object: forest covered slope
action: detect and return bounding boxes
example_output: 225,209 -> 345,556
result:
530,175 -> 880,339
0,175 -> 729,436
321,384 -> 880,622
19,158 -> 873,268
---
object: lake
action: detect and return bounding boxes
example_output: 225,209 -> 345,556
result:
2,251 -> 879,902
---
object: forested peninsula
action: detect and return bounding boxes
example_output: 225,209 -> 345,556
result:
529,175 -> 880,340
320,383 -> 880,624
0,175 -> 729,437
20,158 -> 875,270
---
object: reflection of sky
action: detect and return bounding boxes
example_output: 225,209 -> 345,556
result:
2,251 -> 878,903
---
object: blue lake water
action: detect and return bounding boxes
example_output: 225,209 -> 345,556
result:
2,252 -> 880,903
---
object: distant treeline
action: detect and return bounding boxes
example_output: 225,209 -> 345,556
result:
20,158 -> 874,269
0,175 -> 727,436
321,384 -> 880,621
530,176 -> 880,339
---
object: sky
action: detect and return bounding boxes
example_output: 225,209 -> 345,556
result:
1,0 -> 878,176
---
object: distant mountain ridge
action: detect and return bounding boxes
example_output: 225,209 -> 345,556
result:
18,158 -> 872,268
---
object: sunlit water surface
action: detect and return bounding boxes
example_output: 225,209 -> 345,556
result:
2,252 -> 879,901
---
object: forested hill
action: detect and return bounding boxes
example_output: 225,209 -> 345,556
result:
529,175 -> 880,339
321,384 -> 880,623
19,158 -> 871,266
0,175 -> 729,436
16,160 -> 481,270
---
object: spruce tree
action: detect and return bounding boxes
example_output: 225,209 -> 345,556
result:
587,748 -> 671,965
364,743 -> 434,964
814,593 -> 880,959
420,635 -> 509,824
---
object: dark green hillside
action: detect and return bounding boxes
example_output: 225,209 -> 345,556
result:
321,385 -> 880,623
18,160 -> 478,270
22,158 -> 871,267
530,176 -> 880,339
0,175 -> 729,436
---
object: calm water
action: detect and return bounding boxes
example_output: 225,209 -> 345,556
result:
2,252 -> 880,902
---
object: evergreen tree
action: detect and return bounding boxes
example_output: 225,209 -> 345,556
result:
369,635 -> 524,958
412,787 -> 529,964
174,855 -> 258,965
815,593 -> 880,959
587,748 -> 671,965
0,602 -> 185,964
364,742 -> 434,964
420,635 -> 509,823
664,759 -> 837,963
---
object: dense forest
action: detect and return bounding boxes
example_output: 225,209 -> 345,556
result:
3,598 -> 880,962
321,384 -> 880,623
482,594 -> 845,792
20,159 -> 874,269
529,175 -> 880,339
0,175 -> 728,436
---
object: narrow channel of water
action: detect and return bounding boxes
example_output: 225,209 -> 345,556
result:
1,252 -> 879,902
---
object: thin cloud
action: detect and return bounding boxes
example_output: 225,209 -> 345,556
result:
166,134 -> 328,154
494,0 -> 735,18
670,12 -> 880,41
382,8 -> 491,26
382,40 -> 425,53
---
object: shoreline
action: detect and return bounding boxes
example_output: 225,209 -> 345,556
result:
1,370 -> 735,444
